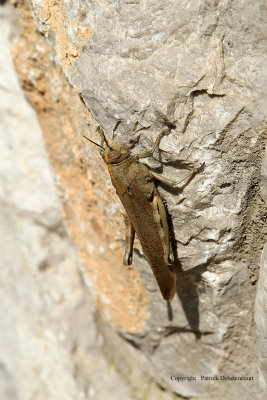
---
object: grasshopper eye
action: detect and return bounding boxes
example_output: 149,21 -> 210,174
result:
109,150 -> 120,160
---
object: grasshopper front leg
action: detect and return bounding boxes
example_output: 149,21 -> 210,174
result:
151,163 -> 205,188
123,219 -> 136,266
137,127 -> 170,159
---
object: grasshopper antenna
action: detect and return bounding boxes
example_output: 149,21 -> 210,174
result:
97,126 -> 112,149
83,135 -> 105,150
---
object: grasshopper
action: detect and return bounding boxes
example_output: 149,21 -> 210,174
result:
84,126 -> 203,301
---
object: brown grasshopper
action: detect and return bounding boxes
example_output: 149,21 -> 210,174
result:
84,126 -> 203,301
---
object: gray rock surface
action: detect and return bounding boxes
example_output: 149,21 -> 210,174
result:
255,138 -> 267,390
0,3 -> 88,399
255,243 -> 267,390
2,0 -> 266,399
0,3 -> 141,400
33,1 -> 266,398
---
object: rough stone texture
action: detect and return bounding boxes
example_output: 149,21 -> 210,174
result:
0,3 -> 177,400
255,244 -> 267,390
2,0 -> 266,399
255,139 -> 267,390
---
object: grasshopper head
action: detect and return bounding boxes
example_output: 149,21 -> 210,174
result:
103,144 -> 131,164
83,127 -> 131,164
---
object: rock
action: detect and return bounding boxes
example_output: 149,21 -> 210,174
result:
255,138 -> 267,390
255,244 -> 267,390
0,2 -> 143,400
2,0 -> 266,398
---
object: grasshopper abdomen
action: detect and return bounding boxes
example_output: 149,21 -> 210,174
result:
105,153 -> 176,301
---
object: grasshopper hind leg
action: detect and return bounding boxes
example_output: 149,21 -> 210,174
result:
152,194 -> 174,266
123,220 -> 135,266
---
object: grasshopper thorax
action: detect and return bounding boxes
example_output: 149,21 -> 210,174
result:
103,143 -> 131,164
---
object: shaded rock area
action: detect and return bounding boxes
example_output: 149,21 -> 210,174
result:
0,0 -> 266,399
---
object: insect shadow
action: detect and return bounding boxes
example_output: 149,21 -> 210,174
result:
158,171 -> 205,340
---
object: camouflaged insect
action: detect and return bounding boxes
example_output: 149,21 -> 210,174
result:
84,126 -> 203,301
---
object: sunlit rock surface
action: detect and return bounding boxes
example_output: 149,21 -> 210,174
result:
0,1 -> 266,398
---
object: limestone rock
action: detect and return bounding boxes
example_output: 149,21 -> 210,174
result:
255,142 -> 267,390
1,0 -> 266,398
255,244 -> 267,390
0,3 -> 141,400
